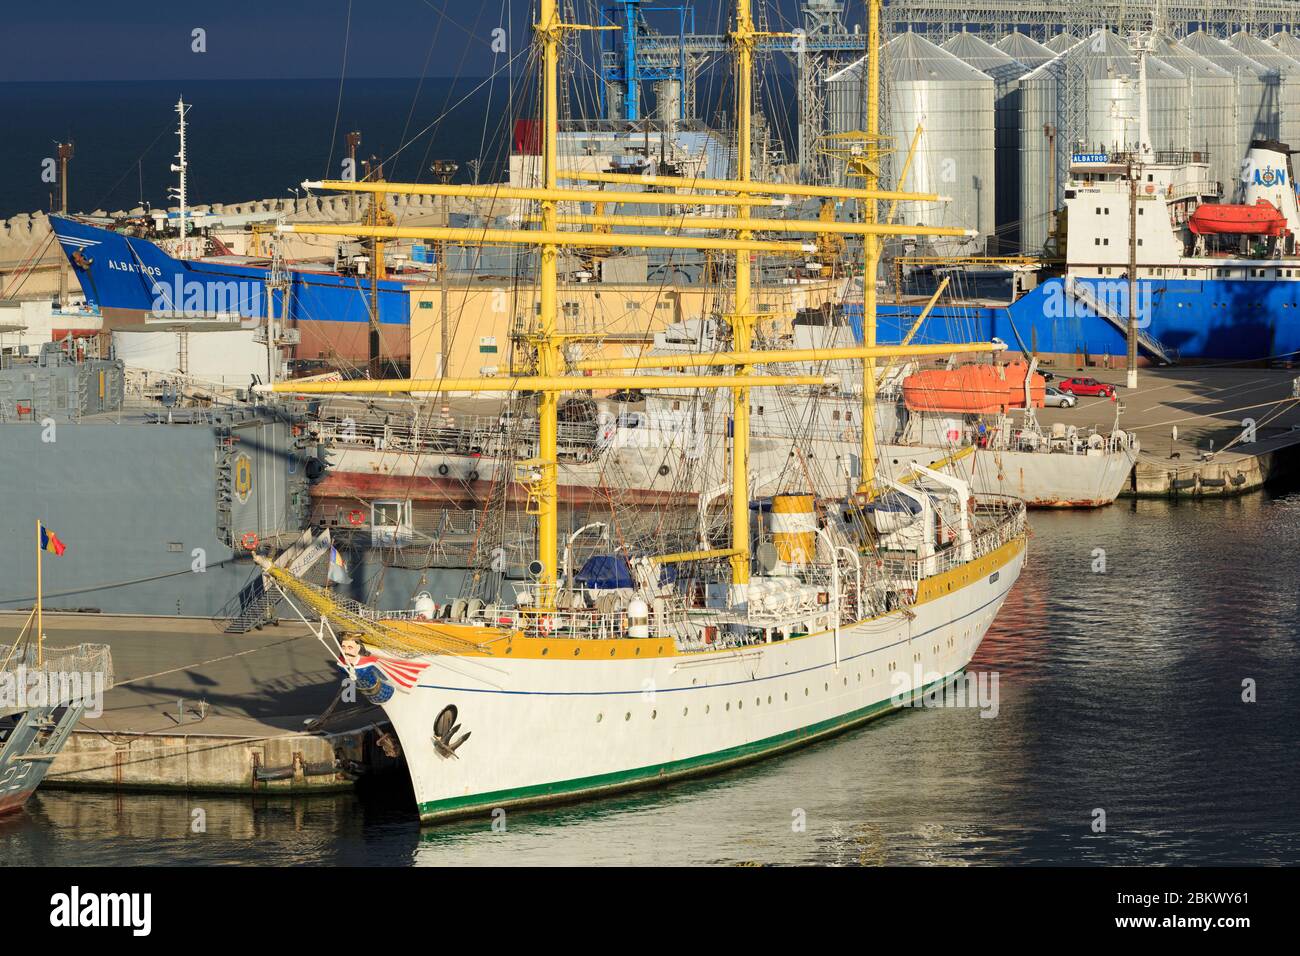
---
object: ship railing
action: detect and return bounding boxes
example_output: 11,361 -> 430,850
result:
876,501 -> 1025,582
313,411 -> 600,458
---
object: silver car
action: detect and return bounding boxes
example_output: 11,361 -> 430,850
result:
1044,386 -> 1077,408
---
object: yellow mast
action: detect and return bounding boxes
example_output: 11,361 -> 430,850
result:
271,0 -> 993,620
860,0 -> 882,495
729,0 -> 756,601
535,0 -> 563,605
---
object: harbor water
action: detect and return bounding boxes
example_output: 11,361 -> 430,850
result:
3,485 -> 1298,866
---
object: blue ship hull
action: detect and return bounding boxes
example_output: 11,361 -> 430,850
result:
870,276 -> 1300,363
52,216 -> 413,363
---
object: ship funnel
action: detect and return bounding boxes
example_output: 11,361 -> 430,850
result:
770,494 -> 816,566
1240,141 -> 1300,243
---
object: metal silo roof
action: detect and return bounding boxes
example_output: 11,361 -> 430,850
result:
1271,31 -> 1300,58
1150,34 -> 1233,79
1181,31 -> 1271,76
994,32 -> 1056,68
1044,33 -> 1078,53
1066,29 -> 1184,82
884,31 -> 993,83
1230,30 -> 1300,72
941,32 -> 1029,84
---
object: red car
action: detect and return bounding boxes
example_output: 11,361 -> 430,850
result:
1056,376 -> 1116,398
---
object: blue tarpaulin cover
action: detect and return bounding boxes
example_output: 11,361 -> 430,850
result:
576,555 -> 677,589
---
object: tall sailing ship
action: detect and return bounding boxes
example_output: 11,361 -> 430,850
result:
256,0 -> 1028,822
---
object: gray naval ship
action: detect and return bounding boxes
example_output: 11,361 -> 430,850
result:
0,343 -> 324,619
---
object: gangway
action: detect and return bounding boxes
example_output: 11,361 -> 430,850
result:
1064,276 -> 1177,366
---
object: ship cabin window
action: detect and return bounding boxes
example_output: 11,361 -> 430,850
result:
1138,238 -> 1143,246
370,500 -> 414,548
757,406 -> 765,415
832,410 -> 841,421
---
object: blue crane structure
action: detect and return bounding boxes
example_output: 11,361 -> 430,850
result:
596,1 -> 867,177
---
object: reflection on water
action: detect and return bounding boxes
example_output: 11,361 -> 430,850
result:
5,488 -> 1299,866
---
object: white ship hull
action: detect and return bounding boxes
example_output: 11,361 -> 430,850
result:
376,535 -> 1025,823
878,443 -> 1138,507
325,434 -> 1136,509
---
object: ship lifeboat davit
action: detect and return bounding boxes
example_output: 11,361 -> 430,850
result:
903,362 -> 1045,414
1189,199 -> 1289,237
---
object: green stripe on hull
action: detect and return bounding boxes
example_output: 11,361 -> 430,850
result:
417,673 -> 958,824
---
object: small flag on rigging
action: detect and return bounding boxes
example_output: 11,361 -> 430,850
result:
328,545 -> 351,585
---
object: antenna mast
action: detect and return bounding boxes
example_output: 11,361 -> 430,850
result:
169,98 -> 190,240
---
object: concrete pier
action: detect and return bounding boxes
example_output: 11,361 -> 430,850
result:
0,613 -> 397,794
1030,365 -> 1300,498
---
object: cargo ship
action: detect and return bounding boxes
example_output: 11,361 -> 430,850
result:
881,138 -> 1300,365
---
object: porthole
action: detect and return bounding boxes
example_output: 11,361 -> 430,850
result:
596,713 -> 603,723
609,648 -> 615,656
738,700 -> 743,710
784,692 -> 789,701
824,682 -> 828,692
767,696 -> 772,705
574,648 -> 581,656
726,702 -> 731,711
706,704 -> 711,714
651,710 -> 657,719
683,707 -> 689,717
804,687 -> 809,697
541,647 -> 549,656
624,712 -> 631,721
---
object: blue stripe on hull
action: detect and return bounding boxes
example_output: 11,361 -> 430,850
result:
51,216 -> 411,328
864,276 -> 1300,362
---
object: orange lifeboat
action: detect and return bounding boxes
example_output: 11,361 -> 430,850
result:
1189,199 -> 1289,237
902,362 -> 1045,414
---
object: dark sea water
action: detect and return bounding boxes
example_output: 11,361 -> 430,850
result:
4,486 -> 1298,866
0,78 -> 515,221
0,72 -> 794,222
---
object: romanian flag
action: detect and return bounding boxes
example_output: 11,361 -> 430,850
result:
40,523 -> 67,556
328,545 -> 350,584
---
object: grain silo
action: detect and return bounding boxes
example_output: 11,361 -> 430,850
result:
1228,31 -> 1300,150
1270,31 -> 1300,58
994,32 -> 1057,70
1181,31 -> 1277,167
826,32 -> 995,256
1018,30 -> 1189,255
941,32 -> 1031,253
1044,33 -> 1078,54
1150,34 -> 1238,196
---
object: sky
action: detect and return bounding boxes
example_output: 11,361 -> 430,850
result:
0,0 -> 821,83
